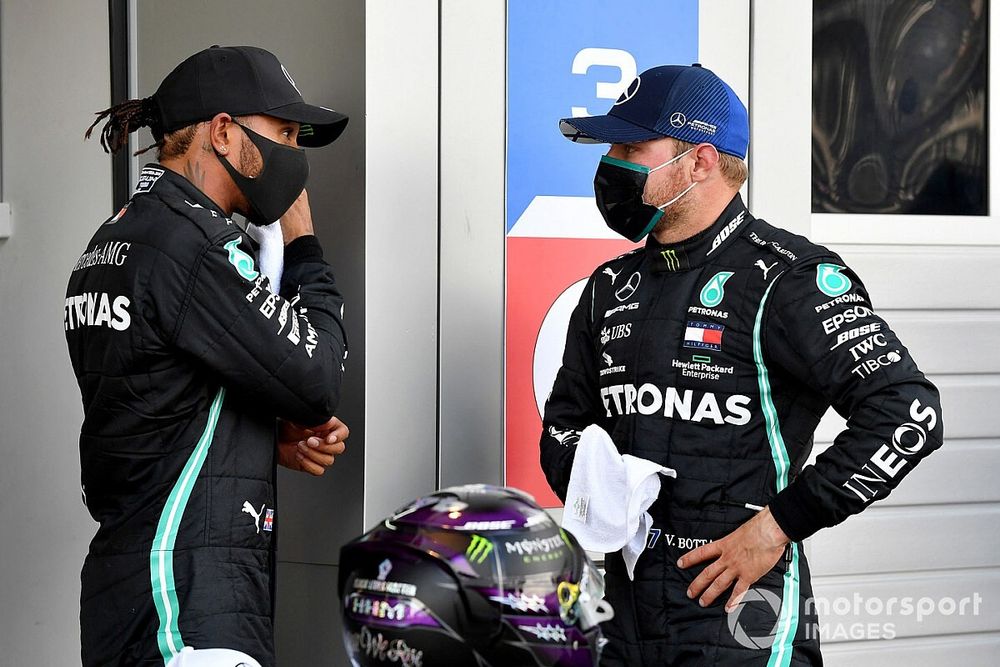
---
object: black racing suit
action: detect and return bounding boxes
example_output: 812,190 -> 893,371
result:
64,165 -> 347,666
540,193 -> 943,666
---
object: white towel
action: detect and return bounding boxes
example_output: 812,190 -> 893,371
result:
166,646 -> 262,667
246,222 -> 284,289
561,424 -> 676,580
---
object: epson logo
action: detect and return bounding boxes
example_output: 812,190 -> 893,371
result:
600,384 -> 751,425
821,306 -> 873,335
843,399 -> 938,502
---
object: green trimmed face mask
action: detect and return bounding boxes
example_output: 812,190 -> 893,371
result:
593,147 -> 696,242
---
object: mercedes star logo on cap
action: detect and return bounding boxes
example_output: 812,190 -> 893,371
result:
614,77 -> 642,106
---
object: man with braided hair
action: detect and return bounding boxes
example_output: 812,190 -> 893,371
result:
67,46 -> 351,666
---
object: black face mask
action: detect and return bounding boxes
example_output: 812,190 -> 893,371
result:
593,151 -> 696,242
216,122 -> 309,226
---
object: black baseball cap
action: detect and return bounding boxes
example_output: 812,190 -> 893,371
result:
153,45 -> 348,147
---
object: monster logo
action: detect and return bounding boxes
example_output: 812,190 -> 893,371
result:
466,534 -> 494,564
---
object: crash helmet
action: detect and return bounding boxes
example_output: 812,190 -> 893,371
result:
338,484 -> 613,666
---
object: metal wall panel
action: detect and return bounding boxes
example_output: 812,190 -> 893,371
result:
363,0 -> 440,525
748,4 -> 1000,662
823,633 -> 1000,666
438,0 -> 506,489
810,570 -> 999,641
810,439 -> 1000,507
0,2 -> 112,664
815,375 -> 1000,442
807,504 -> 1000,575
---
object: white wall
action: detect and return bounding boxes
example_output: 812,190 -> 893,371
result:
0,1 -> 112,664
753,2 -> 1000,664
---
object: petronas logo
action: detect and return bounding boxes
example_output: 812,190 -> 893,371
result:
224,237 -> 260,282
661,249 -> 681,271
466,534 -> 493,564
816,263 -> 851,297
700,271 -> 734,308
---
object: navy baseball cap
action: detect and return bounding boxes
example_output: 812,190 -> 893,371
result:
154,45 -> 348,147
559,64 -> 748,159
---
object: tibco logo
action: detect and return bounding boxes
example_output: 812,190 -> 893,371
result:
850,350 -> 902,379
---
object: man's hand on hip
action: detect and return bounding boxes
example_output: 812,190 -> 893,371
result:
676,506 -> 790,612
277,416 -> 349,476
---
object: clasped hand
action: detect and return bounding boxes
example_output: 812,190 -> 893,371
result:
277,416 -> 349,476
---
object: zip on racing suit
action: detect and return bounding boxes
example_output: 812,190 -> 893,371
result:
64,165 -> 348,666
540,193 -> 943,666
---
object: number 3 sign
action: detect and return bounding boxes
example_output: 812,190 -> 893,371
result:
504,0 -> 700,506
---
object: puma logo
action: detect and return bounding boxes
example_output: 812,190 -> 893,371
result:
603,266 -> 623,284
242,501 -> 265,534
755,259 -> 778,280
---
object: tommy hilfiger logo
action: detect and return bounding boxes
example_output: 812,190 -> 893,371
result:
684,321 -> 725,351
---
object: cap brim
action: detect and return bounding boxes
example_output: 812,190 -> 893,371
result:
267,102 -> 349,147
558,114 -> 664,144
